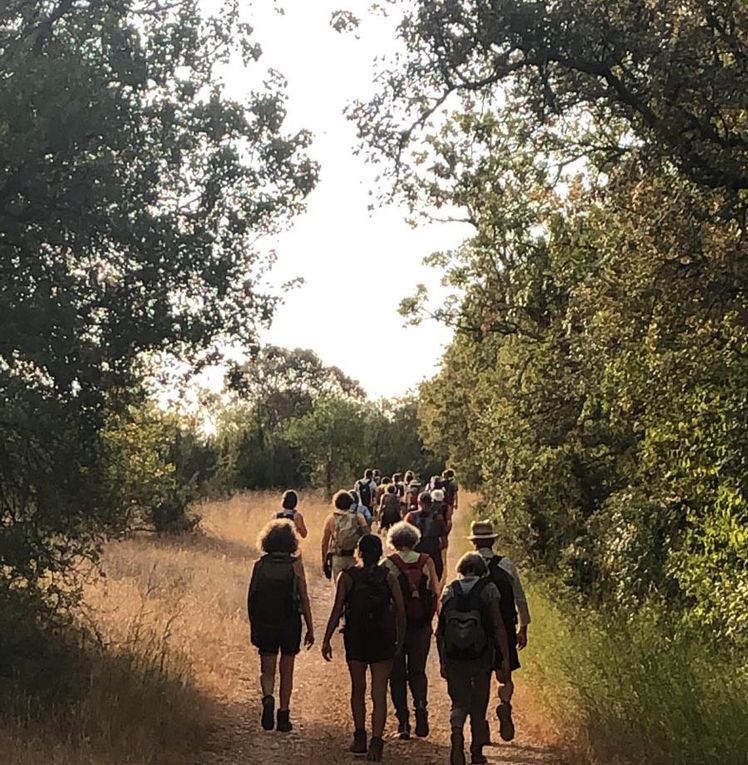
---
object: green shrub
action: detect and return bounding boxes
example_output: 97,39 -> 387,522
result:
523,579 -> 748,765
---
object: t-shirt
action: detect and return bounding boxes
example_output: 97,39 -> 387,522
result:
476,547 -> 531,626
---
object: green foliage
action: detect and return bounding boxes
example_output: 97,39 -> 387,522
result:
357,0 -> 748,644
523,579 -> 748,765
0,1 -> 315,601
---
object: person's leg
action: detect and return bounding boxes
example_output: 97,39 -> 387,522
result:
389,635 -> 409,733
367,660 -> 393,761
468,668 -> 492,764
498,672 -> 514,704
278,654 -> 295,709
446,663 -> 470,765
409,624 -> 432,736
260,652 -> 278,731
348,660 -> 369,753
260,653 -> 277,698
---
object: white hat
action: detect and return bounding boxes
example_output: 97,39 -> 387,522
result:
431,489 -> 445,502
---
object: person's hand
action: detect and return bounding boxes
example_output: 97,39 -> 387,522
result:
304,629 -> 315,649
322,640 -> 333,662
517,626 -> 528,651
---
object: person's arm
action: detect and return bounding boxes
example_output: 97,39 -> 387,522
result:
322,572 -> 350,661
246,565 -> 257,623
294,559 -> 314,647
436,589 -> 450,677
424,556 -> 443,599
321,517 -> 332,568
296,511 -> 308,539
444,505 -> 454,535
439,517 -> 449,550
357,512 -> 369,531
487,593 -> 511,681
387,571 -> 406,655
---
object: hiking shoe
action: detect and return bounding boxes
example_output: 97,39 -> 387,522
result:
497,702 -> 515,742
260,695 -> 274,731
366,737 -> 384,762
349,729 -> 368,755
276,709 -> 292,732
397,720 -> 411,740
470,745 -> 488,765
415,706 -> 429,738
450,730 -> 466,765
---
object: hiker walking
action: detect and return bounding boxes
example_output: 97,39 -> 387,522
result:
321,490 -> 369,583
383,521 -> 441,740
468,520 -> 531,742
437,552 -> 511,765
247,519 -> 314,733
350,489 -> 374,529
322,534 -> 406,762
442,469 -> 459,514
379,483 -> 404,534
275,489 -> 308,539
355,469 -> 377,517
405,491 -> 449,581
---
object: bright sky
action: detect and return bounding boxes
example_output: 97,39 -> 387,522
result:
221,1 -> 472,399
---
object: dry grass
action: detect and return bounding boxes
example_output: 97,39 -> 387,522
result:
1,490 -> 333,765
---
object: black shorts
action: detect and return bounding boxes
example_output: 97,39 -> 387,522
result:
344,626 -> 396,665
494,623 -> 521,672
251,617 -> 302,656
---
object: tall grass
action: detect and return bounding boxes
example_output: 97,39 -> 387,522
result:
522,579 -> 748,765
0,490 -> 330,765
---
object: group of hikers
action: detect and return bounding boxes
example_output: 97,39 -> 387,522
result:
247,469 -> 531,764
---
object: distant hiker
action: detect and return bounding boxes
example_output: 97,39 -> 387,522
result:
275,489 -> 308,539
379,484 -> 404,533
437,553 -> 511,765
443,469 -> 459,514
247,519 -> 314,733
375,476 -> 391,512
321,490 -> 368,582
383,522 -> 441,740
322,534 -> 406,762
468,520 -> 531,742
405,491 -> 448,581
350,489 -> 374,528
355,469 -> 377,515
431,488 -> 454,537
372,469 -> 382,486
404,479 -> 421,514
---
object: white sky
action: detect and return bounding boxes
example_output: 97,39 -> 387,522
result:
220,1 -> 472,399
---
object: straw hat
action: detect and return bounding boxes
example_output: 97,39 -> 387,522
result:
467,520 -> 499,541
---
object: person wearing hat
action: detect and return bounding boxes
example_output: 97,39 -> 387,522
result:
467,520 -> 531,743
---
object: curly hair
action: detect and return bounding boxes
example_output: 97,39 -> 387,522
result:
257,519 -> 298,555
333,489 -> 354,511
387,521 -> 421,551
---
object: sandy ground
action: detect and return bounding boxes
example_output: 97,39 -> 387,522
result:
197,500 -> 565,765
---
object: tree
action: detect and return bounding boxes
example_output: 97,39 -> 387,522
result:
285,396 -> 368,497
0,1 -> 316,605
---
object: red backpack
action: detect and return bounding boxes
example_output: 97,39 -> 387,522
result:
388,553 -> 435,628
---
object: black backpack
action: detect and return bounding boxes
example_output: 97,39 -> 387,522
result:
248,553 -> 298,626
444,478 -> 457,505
356,479 -> 372,508
442,579 -> 491,661
345,567 -> 394,638
275,509 -> 296,522
380,494 -> 402,528
487,555 -> 518,628
414,512 -> 442,560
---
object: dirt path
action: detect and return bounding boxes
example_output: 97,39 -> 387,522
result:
200,517 -> 564,765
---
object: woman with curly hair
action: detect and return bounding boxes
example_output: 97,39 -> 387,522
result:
248,519 -> 314,733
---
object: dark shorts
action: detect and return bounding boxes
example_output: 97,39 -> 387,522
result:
251,617 -> 302,656
344,626 -> 396,665
494,623 -> 521,672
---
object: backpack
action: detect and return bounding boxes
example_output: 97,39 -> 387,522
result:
389,553 -> 434,628
248,553 -> 298,626
487,555 -> 518,628
432,499 -> 448,523
380,494 -> 402,528
345,566 -> 394,638
442,579 -> 491,661
333,511 -> 363,555
356,479 -> 373,508
275,509 -> 296,522
413,512 -> 442,561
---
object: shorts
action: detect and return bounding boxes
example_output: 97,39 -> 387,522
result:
494,623 -> 521,672
344,625 -> 396,665
251,616 -> 302,656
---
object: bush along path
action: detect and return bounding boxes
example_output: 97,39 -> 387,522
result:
200,507 -> 564,765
